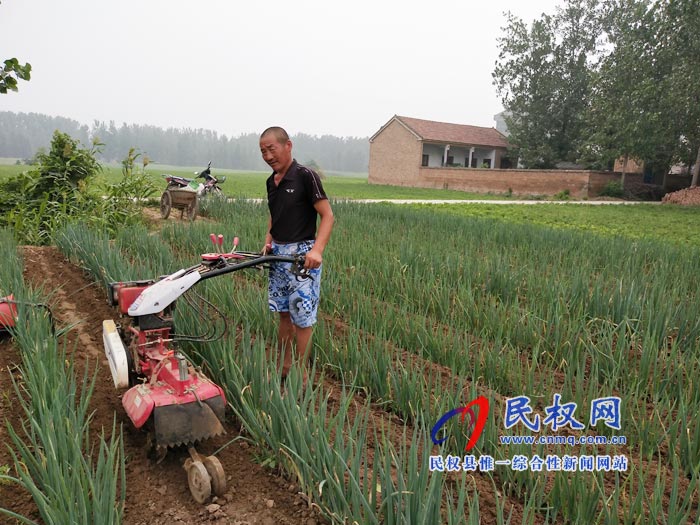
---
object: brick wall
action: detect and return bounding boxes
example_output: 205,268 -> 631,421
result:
369,120 -> 421,186
404,167 -> 619,198
588,172 -> 620,195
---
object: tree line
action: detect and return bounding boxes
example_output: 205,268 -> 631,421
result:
0,111 -> 370,173
493,0 -> 700,186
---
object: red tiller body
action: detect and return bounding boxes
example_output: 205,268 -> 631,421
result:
0,295 -> 19,330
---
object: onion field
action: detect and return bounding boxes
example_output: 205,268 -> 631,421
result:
1,197 -> 699,524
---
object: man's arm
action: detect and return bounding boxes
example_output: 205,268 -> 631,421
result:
304,199 -> 334,269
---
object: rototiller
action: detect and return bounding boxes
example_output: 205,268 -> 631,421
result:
102,234 -> 308,503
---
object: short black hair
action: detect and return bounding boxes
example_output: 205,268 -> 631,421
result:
260,126 -> 290,144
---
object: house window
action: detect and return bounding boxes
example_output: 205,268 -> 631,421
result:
482,159 -> 492,168
447,155 -> 454,166
422,154 -> 429,167
470,157 -> 478,168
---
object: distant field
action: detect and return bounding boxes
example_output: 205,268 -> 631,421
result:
0,161 -> 514,201
0,164 -> 27,177
3,161 -> 698,248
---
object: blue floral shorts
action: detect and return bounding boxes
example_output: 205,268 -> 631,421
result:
268,240 -> 322,328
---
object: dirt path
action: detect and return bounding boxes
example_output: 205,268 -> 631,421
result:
13,246 -> 321,525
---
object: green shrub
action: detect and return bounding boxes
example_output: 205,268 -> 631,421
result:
553,189 -> 571,200
0,134 -> 155,243
99,147 -> 157,230
599,181 -> 624,198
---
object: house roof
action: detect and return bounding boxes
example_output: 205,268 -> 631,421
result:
380,115 -> 509,149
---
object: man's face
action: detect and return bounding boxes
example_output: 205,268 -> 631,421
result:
260,133 -> 292,173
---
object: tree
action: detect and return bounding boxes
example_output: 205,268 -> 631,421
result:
1,111 -> 371,172
303,159 -> 326,179
493,13 -> 559,168
654,0 -> 700,187
493,0 -> 603,168
0,58 -> 31,94
581,0 -> 675,187
581,0 -> 700,187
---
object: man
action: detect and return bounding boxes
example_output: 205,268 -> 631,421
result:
260,126 -> 334,386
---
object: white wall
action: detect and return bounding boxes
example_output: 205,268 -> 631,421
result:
422,143 -> 444,167
422,143 -> 500,168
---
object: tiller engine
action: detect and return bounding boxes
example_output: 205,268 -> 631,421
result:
102,234 -> 308,503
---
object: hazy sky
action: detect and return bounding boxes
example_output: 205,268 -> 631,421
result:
1,0 -> 561,138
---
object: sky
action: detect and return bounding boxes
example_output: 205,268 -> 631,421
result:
0,0 -> 561,139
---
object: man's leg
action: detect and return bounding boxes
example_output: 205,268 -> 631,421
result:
278,311 -> 295,378
295,326 -> 313,362
295,325 -> 313,383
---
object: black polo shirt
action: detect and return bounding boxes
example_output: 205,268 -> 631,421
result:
266,160 -> 328,243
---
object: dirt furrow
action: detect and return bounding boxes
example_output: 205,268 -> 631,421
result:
19,246 -> 321,525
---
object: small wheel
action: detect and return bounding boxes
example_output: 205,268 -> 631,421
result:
187,197 -> 198,221
186,460 -> 211,503
160,191 -> 172,219
203,455 -> 226,496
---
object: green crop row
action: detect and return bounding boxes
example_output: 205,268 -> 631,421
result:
0,229 -> 125,525
53,195 -> 700,523
55,224 -> 493,524
192,199 -> 700,523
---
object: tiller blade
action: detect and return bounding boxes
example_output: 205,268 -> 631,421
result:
153,395 -> 226,448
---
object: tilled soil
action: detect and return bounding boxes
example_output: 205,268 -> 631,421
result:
0,246 -> 323,525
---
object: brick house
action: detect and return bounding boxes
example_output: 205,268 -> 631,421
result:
368,115 -> 626,197
369,116 -> 511,188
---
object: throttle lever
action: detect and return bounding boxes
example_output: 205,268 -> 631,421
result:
292,256 -> 313,281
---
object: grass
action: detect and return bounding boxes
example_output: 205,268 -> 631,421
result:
0,164 -> 28,178
0,161 -> 525,201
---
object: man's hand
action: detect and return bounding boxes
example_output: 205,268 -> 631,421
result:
304,247 -> 323,269
261,243 -> 272,255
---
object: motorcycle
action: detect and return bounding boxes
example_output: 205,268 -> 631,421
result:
162,162 -> 225,197
163,173 -> 196,191
195,162 -> 226,196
